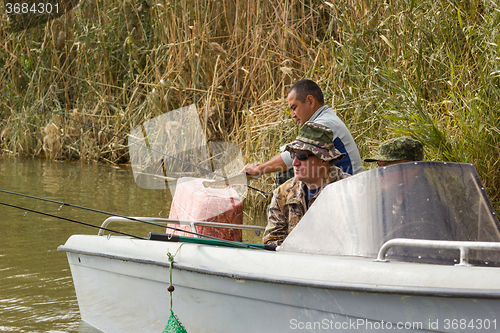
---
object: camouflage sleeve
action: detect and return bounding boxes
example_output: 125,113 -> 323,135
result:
262,191 -> 288,246
338,168 -> 351,180
332,165 -> 351,181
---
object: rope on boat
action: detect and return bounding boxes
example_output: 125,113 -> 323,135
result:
162,252 -> 188,333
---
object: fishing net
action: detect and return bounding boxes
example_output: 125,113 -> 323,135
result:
128,104 -> 248,201
163,310 -> 188,333
162,252 -> 188,333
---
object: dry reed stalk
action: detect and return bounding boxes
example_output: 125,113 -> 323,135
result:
1,0 -> 499,213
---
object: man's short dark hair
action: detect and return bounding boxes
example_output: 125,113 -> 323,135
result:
288,79 -> 324,105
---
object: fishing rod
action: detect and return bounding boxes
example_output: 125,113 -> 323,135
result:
2,89 -> 271,197
0,201 -> 143,239
0,189 -> 269,250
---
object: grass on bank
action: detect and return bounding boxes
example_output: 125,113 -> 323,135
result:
1,0 -> 499,215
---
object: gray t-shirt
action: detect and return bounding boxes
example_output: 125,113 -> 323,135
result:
281,105 -> 363,175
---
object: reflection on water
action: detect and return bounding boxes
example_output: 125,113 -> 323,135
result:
0,156 -> 170,332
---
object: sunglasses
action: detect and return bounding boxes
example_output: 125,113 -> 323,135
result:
290,151 -> 315,161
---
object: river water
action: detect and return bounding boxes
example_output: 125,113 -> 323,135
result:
0,155 -> 263,332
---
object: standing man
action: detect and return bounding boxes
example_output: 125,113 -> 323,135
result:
243,79 -> 363,180
262,122 -> 350,246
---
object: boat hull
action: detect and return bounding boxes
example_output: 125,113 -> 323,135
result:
60,235 -> 500,333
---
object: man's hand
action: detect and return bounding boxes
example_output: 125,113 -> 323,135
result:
241,155 -> 288,179
241,163 -> 262,179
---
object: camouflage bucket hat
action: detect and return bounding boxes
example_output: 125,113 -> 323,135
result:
285,122 -> 345,162
365,136 -> 424,162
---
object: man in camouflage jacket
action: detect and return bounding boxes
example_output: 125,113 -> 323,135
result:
263,122 -> 350,246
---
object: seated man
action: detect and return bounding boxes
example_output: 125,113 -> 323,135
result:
262,122 -> 349,246
364,136 -> 424,166
366,137 -> 457,263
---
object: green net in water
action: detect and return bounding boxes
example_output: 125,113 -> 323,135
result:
163,309 -> 188,333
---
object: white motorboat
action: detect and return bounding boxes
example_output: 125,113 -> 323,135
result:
59,161 -> 500,332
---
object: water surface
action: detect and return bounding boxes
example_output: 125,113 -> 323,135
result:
0,156 -> 171,332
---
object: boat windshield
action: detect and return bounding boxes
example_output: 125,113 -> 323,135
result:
280,162 -> 500,266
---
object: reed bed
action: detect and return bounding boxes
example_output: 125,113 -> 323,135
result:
1,0 -> 499,214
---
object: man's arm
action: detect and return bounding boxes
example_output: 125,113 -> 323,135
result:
262,192 -> 288,246
241,154 -> 288,179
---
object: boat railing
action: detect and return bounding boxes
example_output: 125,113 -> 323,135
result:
376,238 -> 500,266
99,217 -> 265,238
